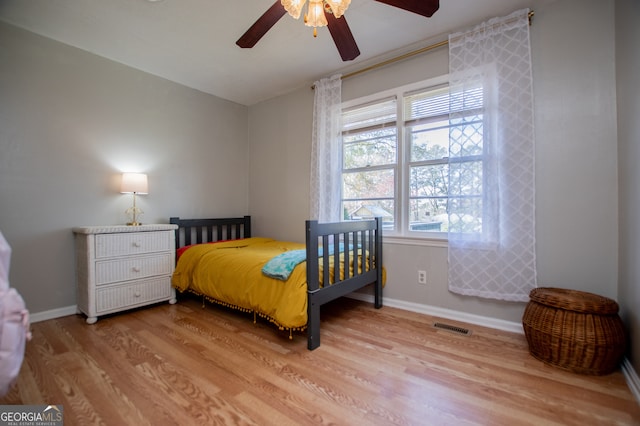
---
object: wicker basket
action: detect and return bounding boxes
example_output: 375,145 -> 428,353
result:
522,287 -> 626,375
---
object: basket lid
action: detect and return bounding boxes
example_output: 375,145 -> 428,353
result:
529,287 -> 619,315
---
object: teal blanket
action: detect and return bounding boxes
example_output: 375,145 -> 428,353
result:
261,249 -> 306,281
262,244 -> 353,281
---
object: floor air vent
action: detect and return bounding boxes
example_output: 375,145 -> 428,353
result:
433,322 -> 472,336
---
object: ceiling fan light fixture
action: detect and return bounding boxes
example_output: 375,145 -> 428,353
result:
281,0 -> 305,20
281,0 -> 350,38
325,0 -> 350,18
305,0 -> 328,36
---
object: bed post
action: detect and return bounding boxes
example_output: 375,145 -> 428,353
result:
374,216 -> 383,309
243,215 -> 251,238
169,217 -> 180,258
306,220 -> 321,350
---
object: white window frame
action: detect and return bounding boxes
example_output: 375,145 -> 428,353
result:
341,74 -> 483,242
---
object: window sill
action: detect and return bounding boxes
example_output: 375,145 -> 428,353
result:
383,236 -> 448,248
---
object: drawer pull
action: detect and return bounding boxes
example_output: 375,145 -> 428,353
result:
134,292 -> 141,298
132,266 -> 141,273
132,241 -> 141,248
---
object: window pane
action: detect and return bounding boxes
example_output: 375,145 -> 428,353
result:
409,164 -> 448,197
449,159 -> 483,234
409,122 -> 449,162
449,85 -> 483,113
449,115 -> 483,158
409,198 -> 448,232
342,98 -> 396,132
343,200 -> 395,230
448,196 -> 482,234
404,85 -> 449,121
343,128 -> 396,169
449,159 -> 482,196
343,169 -> 394,199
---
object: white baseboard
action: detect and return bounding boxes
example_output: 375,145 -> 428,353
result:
29,297 -> 525,332
622,358 -> 640,405
346,293 -> 524,334
29,305 -> 78,323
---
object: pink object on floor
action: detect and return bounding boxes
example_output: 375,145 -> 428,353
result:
0,231 -> 31,396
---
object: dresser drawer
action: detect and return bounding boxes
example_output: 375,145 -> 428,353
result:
96,276 -> 172,313
95,253 -> 173,285
95,231 -> 173,258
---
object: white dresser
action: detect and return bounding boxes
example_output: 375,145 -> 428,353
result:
73,224 -> 178,324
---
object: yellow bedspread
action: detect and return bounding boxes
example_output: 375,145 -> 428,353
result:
172,238 -> 309,329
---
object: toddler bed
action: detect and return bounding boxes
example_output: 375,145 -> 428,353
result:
169,216 -> 383,350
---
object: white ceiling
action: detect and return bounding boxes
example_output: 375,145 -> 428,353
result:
0,0 -> 538,106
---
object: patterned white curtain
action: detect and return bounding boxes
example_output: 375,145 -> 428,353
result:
447,9 -> 536,302
310,74 -> 342,223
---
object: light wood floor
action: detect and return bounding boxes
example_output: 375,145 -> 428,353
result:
2,295 -> 639,425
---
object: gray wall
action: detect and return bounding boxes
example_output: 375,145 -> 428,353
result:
0,22 -> 249,314
616,0 -> 640,373
248,0 -> 619,325
248,88 -> 314,242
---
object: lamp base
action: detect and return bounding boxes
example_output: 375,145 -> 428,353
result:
124,202 -> 144,226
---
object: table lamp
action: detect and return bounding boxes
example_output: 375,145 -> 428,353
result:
120,173 -> 148,226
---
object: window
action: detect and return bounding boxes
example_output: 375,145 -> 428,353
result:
340,76 -> 484,238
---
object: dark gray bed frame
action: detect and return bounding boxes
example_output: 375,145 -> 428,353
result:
169,216 -> 383,350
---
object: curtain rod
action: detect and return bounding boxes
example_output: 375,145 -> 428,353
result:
314,10 -> 534,87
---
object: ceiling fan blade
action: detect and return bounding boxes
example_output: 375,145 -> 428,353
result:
374,0 -> 439,18
326,12 -> 360,61
236,1 -> 287,48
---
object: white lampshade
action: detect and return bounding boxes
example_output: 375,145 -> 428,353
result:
120,173 -> 148,194
305,0 -> 327,29
281,0 -> 305,19
325,0 -> 350,18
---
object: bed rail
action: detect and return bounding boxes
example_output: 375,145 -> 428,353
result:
170,216 -> 251,249
305,217 -> 383,350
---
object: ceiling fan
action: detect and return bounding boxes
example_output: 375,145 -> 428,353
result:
236,0 -> 440,61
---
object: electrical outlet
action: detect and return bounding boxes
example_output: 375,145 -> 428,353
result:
418,270 -> 427,285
